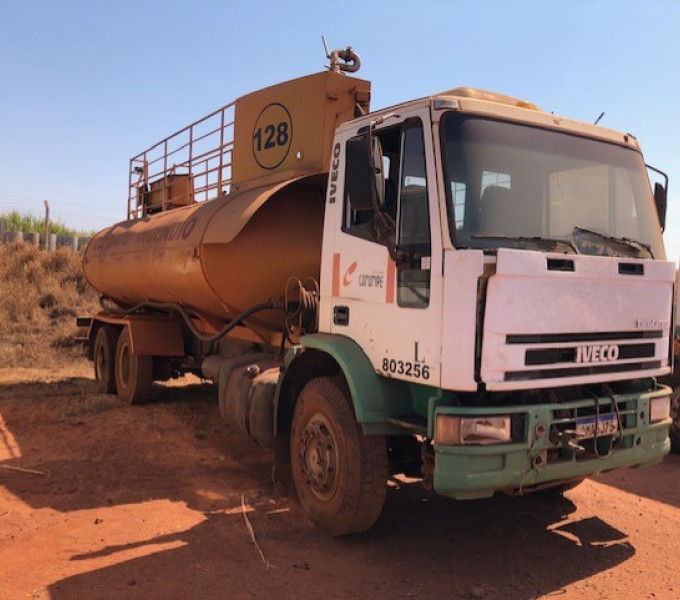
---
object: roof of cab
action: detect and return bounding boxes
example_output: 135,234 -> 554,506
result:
336,86 -> 640,151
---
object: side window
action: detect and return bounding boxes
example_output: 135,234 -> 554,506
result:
341,119 -> 432,309
343,128 -> 401,240
398,126 -> 430,251
397,124 -> 431,309
451,182 -> 467,229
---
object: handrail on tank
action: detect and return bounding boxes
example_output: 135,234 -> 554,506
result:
127,101 -> 236,220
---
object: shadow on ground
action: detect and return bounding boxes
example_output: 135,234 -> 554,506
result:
591,452 -> 680,509
46,485 -> 634,600
1,375 -> 636,600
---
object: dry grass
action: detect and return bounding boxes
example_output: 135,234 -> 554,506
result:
0,242 -> 100,368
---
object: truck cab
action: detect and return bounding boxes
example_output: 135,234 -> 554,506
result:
322,89 -> 672,391
297,86 -> 674,510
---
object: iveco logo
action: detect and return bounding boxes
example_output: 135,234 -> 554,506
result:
575,344 -> 620,364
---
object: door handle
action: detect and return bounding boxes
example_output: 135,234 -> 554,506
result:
333,305 -> 350,326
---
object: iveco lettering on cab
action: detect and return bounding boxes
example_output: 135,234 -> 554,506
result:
575,345 -> 620,363
80,45 -> 675,536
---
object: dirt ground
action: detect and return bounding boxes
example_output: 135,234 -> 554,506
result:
1,358 -> 679,600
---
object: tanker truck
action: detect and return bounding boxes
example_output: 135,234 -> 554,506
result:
81,48 -> 675,535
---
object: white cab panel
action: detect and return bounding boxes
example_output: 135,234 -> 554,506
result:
440,250 -> 485,391
481,249 -> 675,391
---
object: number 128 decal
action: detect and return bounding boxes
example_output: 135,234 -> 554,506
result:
381,358 -> 430,380
252,102 -> 292,170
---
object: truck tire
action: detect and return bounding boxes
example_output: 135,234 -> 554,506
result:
290,376 -> 387,536
93,326 -> 118,394
670,386 -> 680,454
114,327 -> 153,405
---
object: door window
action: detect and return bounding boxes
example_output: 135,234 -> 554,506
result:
342,119 -> 432,308
397,123 -> 430,308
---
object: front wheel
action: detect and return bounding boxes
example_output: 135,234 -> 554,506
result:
290,376 -> 387,536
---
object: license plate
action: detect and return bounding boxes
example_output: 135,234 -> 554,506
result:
575,413 -> 618,439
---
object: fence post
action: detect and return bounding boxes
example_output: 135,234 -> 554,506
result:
43,200 -> 50,252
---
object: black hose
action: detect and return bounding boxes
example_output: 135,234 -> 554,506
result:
99,297 -> 280,344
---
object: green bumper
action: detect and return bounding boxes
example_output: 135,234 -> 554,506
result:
432,387 -> 671,500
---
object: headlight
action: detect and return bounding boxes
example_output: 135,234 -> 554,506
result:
435,415 -> 511,445
650,396 -> 671,422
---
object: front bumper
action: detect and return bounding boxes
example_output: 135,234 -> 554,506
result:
432,386 -> 671,500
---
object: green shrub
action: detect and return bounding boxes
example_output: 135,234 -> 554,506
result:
0,210 -> 94,237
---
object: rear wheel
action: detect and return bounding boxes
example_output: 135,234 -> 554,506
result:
115,327 -> 153,405
93,326 -> 118,394
290,376 -> 387,536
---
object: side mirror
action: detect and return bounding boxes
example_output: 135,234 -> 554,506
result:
647,164 -> 669,232
345,134 -> 385,212
654,181 -> 667,231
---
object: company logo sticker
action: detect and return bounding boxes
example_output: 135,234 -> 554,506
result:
343,262 -> 357,286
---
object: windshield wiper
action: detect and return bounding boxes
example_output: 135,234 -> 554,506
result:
571,227 -> 653,259
469,234 -> 579,254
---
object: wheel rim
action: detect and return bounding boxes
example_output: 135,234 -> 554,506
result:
95,343 -> 106,382
119,343 -> 131,388
297,412 -> 339,501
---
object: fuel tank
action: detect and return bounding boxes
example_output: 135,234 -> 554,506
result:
83,175 -> 325,333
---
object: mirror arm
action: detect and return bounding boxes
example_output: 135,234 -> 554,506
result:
370,212 -> 408,265
646,163 -> 669,192
646,163 -> 669,231
367,120 -> 383,215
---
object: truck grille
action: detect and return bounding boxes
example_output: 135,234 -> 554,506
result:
506,330 -> 663,344
503,330 -> 664,382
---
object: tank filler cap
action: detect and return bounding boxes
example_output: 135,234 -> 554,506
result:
322,36 -> 361,74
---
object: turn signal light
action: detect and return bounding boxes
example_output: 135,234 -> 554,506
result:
650,396 -> 670,423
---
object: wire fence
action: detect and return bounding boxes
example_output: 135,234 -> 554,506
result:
0,197 -> 122,234
0,197 -> 121,251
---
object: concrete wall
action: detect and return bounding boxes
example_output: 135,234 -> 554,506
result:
0,231 -> 91,251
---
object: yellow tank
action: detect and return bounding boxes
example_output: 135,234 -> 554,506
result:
86,66 -> 370,339
83,175 -> 325,334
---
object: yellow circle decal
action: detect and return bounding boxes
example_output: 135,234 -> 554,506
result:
252,103 -> 292,170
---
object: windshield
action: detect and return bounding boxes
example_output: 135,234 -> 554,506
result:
441,113 -> 665,258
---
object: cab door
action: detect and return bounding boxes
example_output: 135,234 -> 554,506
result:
328,107 -> 443,387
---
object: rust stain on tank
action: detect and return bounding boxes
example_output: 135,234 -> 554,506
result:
84,175 -> 325,333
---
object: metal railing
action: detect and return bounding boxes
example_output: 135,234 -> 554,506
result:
128,101 -> 235,219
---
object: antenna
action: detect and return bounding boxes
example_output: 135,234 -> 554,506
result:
594,112 -> 605,126
321,35 -> 331,60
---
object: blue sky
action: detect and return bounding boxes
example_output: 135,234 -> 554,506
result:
1,0 -> 679,263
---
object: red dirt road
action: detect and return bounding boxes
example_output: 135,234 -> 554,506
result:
1,361 -> 679,600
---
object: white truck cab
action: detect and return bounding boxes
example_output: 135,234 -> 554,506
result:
321,90 -> 673,393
